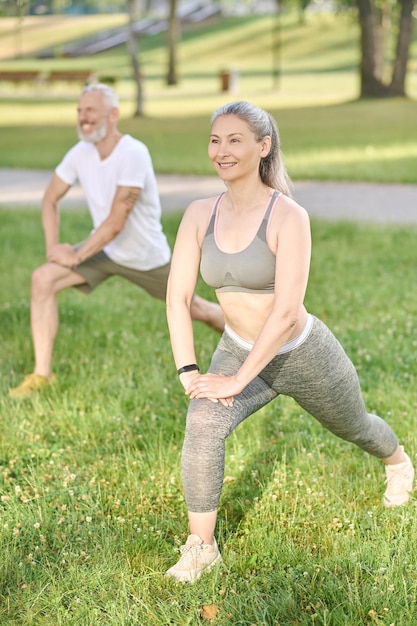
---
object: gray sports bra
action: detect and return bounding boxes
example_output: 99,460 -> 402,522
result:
200,190 -> 280,294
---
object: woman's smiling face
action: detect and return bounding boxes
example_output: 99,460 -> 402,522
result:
208,114 -> 270,181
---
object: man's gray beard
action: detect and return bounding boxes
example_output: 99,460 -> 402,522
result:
77,123 -> 107,144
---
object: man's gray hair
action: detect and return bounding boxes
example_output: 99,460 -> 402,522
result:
81,83 -> 119,110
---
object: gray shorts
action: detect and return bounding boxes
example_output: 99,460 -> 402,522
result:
74,249 -> 170,301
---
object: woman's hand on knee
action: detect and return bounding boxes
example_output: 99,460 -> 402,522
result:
185,372 -> 239,406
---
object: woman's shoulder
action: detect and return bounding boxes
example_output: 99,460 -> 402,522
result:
179,194 -> 222,243
183,194 -> 222,220
275,191 -> 309,221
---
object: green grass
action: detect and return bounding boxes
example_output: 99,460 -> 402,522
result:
1,97 -> 417,183
1,208 -> 417,624
0,14 -> 128,61
1,11 -> 417,624
0,13 -> 417,182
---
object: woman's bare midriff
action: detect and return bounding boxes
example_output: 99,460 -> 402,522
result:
217,291 -> 308,345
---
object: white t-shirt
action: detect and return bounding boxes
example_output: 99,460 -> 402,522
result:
56,134 -> 171,271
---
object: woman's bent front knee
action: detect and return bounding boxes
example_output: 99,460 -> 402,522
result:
185,398 -> 233,441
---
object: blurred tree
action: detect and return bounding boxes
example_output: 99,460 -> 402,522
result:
273,0 -> 414,98
357,0 -> 415,97
126,0 -> 144,115
15,0 -> 29,56
166,0 -> 179,85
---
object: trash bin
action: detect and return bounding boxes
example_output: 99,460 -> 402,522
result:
219,69 -> 230,92
219,67 -> 239,93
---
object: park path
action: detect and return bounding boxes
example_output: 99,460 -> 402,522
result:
1,168 -> 417,224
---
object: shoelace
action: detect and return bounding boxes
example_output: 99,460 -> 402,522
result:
178,539 -> 203,560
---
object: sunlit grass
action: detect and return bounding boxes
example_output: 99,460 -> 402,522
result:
286,142 -> 417,182
0,12 -> 416,182
1,10 -> 417,622
0,11 -> 414,100
1,96 -> 417,182
0,14 -> 128,60
1,210 -> 417,623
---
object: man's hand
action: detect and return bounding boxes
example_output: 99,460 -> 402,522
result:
47,243 -> 80,269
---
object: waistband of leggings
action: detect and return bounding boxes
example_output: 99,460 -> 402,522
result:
224,314 -> 314,355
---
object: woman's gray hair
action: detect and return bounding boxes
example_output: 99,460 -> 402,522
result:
211,101 -> 292,195
82,83 -> 119,110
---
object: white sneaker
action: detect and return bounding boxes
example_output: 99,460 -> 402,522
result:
165,534 -> 222,583
383,447 -> 414,507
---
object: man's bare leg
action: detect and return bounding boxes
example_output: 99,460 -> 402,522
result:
190,295 -> 224,333
31,262 -> 86,377
8,263 -> 86,397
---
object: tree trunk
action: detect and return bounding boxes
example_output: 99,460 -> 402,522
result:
357,0 -> 389,97
126,0 -> 144,117
357,0 -> 414,99
374,0 -> 391,82
389,0 -> 414,96
166,0 -> 179,86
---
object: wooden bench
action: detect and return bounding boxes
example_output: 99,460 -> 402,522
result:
47,70 -> 96,85
0,69 -> 111,89
0,71 -> 40,84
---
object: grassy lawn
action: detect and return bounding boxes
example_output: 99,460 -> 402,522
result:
0,13 -> 416,182
1,97 -> 417,183
1,11 -> 417,624
0,14 -> 128,61
1,209 -> 417,624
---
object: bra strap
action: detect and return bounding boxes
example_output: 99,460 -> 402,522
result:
213,192 -> 225,216
205,193 -> 225,236
264,190 -> 280,221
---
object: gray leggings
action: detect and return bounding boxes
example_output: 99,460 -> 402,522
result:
182,316 -> 398,513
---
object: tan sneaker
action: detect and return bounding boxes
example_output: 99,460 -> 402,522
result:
383,447 -> 414,507
165,534 -> 222,583
8,373 -> 56,399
